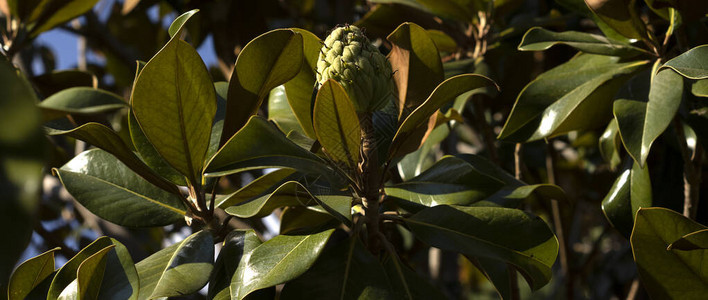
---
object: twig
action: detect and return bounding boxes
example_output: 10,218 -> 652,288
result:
546,143 -> 572,298
626,278 -> 641,300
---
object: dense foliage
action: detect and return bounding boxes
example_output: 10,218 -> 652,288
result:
1,0 -> 707,299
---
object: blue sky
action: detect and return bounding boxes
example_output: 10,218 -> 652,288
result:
34,0 -> 218,73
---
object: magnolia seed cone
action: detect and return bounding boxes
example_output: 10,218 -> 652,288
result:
316,25 -> 394,113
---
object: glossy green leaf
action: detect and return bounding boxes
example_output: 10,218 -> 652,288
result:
217,169 -> 295,208
383,255 -> 447,300
55,149 -> 186,227
28,0 -> 100,36
225,181 -> 351,224
313,80 -> 361,170
0,56 -> 44,294
233,229 -> 334,299
405,205 -> 558,290
8,248 -> 59,300
222,29 -> 304,143
209,230 -> 262,300
387,22 -> 444,119
661,44 -> 708,80
94,239 -> 139,300
583,0 -> 648,40
46,120 -> 181,195
209,81 -> 229,159
205,116 -> 338,184
282,28 -> 321,139
599,119 -> 623,170
37,87 -> 127,119
472,257 -> 515,300
136,230 -> 214,299
132,11 -> 216,184
281,237 -> 393,299
518,27 -> 649,57
614,68 -> 683,167
389,74 -> 497,159
47,237 -> 114,299
499,54 -> 648,142
57,245 -> 114,300
386,156 -> 505,208
601,161 -> 651,237
631,208 -> 708,298
668,229 -> 708,250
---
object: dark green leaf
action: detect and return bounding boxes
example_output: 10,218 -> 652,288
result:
55,149 -> 186,227
387,22 -> 445,119
222,29 -> 303,144
583,0 -> 649,40
217,168 -> 295,208
233,229 -> 334,299
485,184 -> 568,208
614,68 -> 683,167
46,120 -> 180,194
601,160 -> 651,237
281,237 -> 394,299
661,44 -> 708,79
279,207 -> 340,235
386,156 -> 505,208
268,85 -> 305,136
37,87 -> 127,120
205,116 -> 339,184
313,80 -> 361,171
427,29 -> 457,53
383,255 -> 447,299
668,229 -> 708,250
692,79 -> 708,97
128,111 -> 187,186
599,119 -> 623,170
389,74 -> 497,158
499,54 -> 648,142
631,208 -> 708,298
209,230 -> 262,300
416,0 -> 473,21
132,10 -> 216,184
8,248 -> 59,300
136,230 -> 214,299
32,70 -> 96,97
518,27 -> 649,57
405,205 -> 558,290
0,56 -> 44,295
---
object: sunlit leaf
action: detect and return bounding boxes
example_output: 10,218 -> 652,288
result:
313,80 -> 361,171
601,160 -> 651,237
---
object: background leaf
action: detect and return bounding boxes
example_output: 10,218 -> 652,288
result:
498,54 -> 648,142
583,0 -> 648,40
518,27 -> 649,57
405,205 -> 558,290
37,87 -> 127,120
28,0 -> 100,36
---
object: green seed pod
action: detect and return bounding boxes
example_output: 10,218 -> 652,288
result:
316,25 -> 394,112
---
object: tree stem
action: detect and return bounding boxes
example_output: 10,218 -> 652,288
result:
359,112 -> 381,253
546,143 -> 572,298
